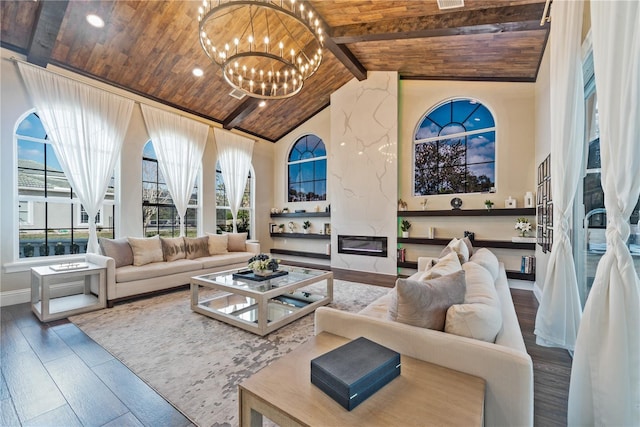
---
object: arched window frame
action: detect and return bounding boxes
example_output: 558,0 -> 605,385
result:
287,134 -> 327,202
15,110 -> 115,259
141,140 -> 201,237
215,161 -> 255,238
413,98 -> 497,196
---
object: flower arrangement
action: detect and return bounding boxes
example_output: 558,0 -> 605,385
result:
484,199 -> 494,209
248,253 -> 280,272
420,198 -> 428,210
515,217 -> 532,237
398,199 -> 408,211
302,220 -> 311,230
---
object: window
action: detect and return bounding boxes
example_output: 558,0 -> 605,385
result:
16,111 -> 115,258
574,51 -> 640,305
287,134 -> 327,202
413,98 -> 496,195
215,161 -> 254,238
142,141 -> 199,237
78,205 -> 102,226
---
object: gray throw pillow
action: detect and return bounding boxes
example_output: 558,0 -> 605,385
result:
388,271 -> 466,331
160,237 -> 186,262
185,236 -> 210,259
98,237 -> 134,268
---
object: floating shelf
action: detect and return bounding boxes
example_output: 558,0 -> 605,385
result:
397,260 -> 535,281
398,208 -> 535,217
270,248 -> 330,260
397,237 -> 535,250
270,212 -> 330,218
270,232 -> 330,240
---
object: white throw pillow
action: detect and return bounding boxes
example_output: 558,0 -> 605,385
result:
469,248 -> 500,280
440,238 -> 470,264
128,236 -> 163,266
444,261 -> 502,342
419,251 -> 462,280
206,232 -> 229,255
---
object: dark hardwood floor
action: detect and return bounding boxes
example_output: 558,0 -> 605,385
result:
1,289 -> 571,426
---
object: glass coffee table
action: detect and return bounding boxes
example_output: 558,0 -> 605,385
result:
190,265 -> 333,336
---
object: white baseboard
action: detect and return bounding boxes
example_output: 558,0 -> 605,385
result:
508,279 -> 534,291
533,282 -> 543,304
1,282 -> 85,307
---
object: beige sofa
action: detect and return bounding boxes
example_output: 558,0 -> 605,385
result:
86,234 -> 260,306
314,248 -> 534,427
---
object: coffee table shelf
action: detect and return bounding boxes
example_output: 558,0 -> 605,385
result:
191,266 -> 333,336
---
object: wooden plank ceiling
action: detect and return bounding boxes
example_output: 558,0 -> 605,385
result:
0,0 -> 549,142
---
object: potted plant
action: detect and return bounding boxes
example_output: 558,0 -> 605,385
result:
515,217 -> 532,237
400,219 -> 411,238
302,220 -> 311,233
484,199 -> 494,210
278,224 -> 285,233
398,199 -> 408,211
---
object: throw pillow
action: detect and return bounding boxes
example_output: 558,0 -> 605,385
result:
462,236 -> 474,257
388,271 -> 466,331
160,236 -> 186,262
444,261 -> 503,342
419,251 -> 462,280
206,232 -> 228,255
128,236 -> 163,266
185,236 -> 210,259
226,232 -> 247,252
98,237 -> 133,268
469,248 -> 500,280
439,238 -> 470,264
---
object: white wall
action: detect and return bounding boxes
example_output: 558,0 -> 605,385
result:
0,49 -> 274,304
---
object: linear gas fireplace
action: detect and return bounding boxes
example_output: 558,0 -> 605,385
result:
337,235 -> 388,258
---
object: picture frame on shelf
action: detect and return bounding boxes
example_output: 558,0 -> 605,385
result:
270,223 -> 278,233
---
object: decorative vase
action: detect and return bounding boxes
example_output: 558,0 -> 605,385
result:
402,231 -> 409,238
253,269 -> 271,277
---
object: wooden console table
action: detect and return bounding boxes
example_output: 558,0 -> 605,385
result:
238,332 -> 485,426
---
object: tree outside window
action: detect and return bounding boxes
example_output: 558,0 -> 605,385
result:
215,161 -> 253,237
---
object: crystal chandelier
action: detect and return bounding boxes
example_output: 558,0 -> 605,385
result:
197,0 -> 324,100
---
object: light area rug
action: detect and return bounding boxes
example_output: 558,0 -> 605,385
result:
69,280 -> 389,427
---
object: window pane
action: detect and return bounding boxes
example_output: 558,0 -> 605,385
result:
428,102 -> 452,127
467,131 -> 496,164
288,135 -> 327,203
142,159 -> 157,182
16,113 -> 47,139
438,137 -> 465,166
586,138 -> 601,169
300,162 -> 314,181
288,164 -> 301,184
438,166 -> 466,194
415,119 -> 441,140
467,163 -> 495,192
463,105 -> 495,129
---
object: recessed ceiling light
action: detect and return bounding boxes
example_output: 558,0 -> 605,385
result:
86,14 -> 104,28
474,118 -> 480,121
192,68 -> 204,77
258,101 -> 266,107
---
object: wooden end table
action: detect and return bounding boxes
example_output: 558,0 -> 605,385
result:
239,332 -> 486,426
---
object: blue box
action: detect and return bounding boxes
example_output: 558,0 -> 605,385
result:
310,337 -> 401,411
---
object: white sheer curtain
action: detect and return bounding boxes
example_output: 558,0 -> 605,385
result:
213,128 -> 254,233
568,1 -> 640,425
18,62 -> 133,254
140,105 -> 208,237
534,0 -> 584,351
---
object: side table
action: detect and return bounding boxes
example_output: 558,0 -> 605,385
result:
31,262 -> 106,322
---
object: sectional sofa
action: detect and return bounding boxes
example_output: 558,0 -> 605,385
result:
86,233 -> 259,306
314,241 -> 534,426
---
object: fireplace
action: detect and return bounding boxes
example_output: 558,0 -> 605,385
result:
337,235 -> 388,258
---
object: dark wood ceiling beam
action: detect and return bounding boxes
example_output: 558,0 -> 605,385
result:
222,97 -> 262,130
27,0 -> 69,67
305,3 -> 367,81
331,3 -> 548,44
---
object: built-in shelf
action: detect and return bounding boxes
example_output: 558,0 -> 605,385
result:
270,248 -> 330,260
397,237 -> 535,250
397,260 -> 535,281
398,208 -> 536,217
270,232 -> 330,240
270,212 -> 330,218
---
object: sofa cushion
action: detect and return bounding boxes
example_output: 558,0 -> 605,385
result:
444,261 -> 503,342
462,236 -> 474,257
206,233 -> 229,255
440,238 -> 470,264
196,252 -> 254,269
226,232 -> 247,252
99,237 -> 133,268
128,236 -> 163,266
469,248 -> 500,280
185,236 -> 210,259
160,237 -> 186,262
115,259 -> 203,283
419,251 -> 462,280
388,271 -> 466,331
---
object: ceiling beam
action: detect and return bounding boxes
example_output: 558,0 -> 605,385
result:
305,3 -> 368,81
222,97 -> 263,130
27,0 -> 69,67
331,3 -> 548,44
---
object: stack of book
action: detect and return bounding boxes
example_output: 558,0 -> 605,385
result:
520,256 -> 536,274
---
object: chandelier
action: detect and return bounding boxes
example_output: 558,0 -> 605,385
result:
197,0 -> 324,100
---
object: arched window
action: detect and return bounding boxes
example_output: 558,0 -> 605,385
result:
287,134 -> 327,202
142,141 -> 199,237
16,111 -> 115,258
215,161 -> 254,238
414,98 -> 496,195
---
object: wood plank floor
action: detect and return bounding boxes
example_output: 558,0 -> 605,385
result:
1,289 -> 572,426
